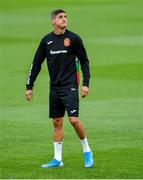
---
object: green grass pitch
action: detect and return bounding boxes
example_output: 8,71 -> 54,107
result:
0,0 -> 143,178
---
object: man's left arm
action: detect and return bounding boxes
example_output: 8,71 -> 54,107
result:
74,36 -> 90,97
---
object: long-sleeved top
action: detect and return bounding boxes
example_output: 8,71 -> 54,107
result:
26,29 -> 90,90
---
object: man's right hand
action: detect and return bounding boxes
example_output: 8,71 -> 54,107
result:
26,90 -> 33,101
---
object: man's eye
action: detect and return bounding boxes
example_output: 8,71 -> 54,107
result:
58,16 -> 63,19
58,15 -> 66,19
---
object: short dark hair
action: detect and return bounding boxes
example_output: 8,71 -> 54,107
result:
50,9 -> 65,18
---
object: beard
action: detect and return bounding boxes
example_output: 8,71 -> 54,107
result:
60,23 -> 67,29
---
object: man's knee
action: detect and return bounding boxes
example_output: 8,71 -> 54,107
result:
53,117 -> 63,128
69,117 -> 79,126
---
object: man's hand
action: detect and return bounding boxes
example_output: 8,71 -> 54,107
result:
81,86 -> 89,98
26,90 -> 33,101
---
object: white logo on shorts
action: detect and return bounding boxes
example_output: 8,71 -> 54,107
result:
71,88 -> 76,91
70,110 -> 77,114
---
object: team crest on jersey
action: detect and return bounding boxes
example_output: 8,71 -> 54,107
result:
64,38 -> 70,47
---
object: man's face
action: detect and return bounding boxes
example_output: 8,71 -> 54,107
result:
51,12 -> 67,29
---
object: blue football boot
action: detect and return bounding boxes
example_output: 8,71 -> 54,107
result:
41,159 -> 64,168
84,151 -> 94,168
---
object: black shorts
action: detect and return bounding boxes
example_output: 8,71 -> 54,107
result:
49,85 -> 79,118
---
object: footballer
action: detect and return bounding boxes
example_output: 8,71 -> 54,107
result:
26,9 -> 94,168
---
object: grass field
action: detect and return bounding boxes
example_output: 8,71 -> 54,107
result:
0,0 -> 143,178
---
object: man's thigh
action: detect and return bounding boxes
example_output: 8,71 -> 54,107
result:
61,87 -> 79,117
49,88 -> 65,118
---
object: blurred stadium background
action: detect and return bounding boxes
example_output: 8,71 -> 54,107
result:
0,0 -> 143,178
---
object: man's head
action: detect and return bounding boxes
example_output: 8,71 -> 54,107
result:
50,9 -> 67,29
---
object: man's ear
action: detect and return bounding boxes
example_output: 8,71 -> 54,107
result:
51,17 -> 55,25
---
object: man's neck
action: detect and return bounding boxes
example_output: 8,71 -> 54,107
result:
53,27 -> 66,35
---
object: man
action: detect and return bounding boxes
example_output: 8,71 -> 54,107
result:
26,9 -> 93,168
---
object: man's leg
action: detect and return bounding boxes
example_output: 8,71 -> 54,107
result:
53,117 -> 63,142
41,117 -> 64,168
53,117 -> 63,162
69,116 -> 94,168
69,117 -> 85,139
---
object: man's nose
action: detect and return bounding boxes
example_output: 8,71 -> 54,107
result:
63,17 -> 67,21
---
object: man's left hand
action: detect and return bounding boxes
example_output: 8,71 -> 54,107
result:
81,86 -> 89,98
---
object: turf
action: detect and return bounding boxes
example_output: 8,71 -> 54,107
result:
0,0 -> 143,178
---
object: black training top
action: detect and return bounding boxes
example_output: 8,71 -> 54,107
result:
26,29 -> 90,90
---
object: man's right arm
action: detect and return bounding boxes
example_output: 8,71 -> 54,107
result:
26,38 -> 46,101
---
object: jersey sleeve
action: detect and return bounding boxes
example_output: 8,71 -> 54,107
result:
26,38 -> 46,90
73,36 -> 90,87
